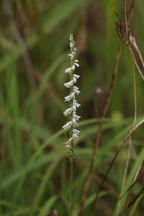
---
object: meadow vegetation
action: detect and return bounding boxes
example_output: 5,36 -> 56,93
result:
0,0 -> 144,215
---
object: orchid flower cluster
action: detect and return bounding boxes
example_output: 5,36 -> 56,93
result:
62,34 -> 80,149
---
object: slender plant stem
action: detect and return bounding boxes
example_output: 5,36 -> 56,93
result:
127,0 -> 136,23
128,46 -> 144,81
131,55 -> 137,126
123,0 -> 128,34
70,149 -> 73,215
69,113 -> 74,216
69,128 -> 74,215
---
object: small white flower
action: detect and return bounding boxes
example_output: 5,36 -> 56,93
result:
73,111 -> 81,122
64,92 -> 75,102
63,107 -> 73,116
71,65 -> 75,70
72,133 -> 78,139
73,86 -> 80,95
73,77 -> 77,83
73,74 -> 80,79
68,54 -> 74,59
73,128 -> 80,135
75,63 -> 79,67
62,121 -> 72,130
74,60 -> 79,67
65,67 -> 72,74
64,80 -> 74,88
72,129 -> 80,139
65,67 -> 72,73
73,99 -> 80,108
65,143 -> 70,148
72,118 -> 77,125
70,42 -> 73,48
72,105 -> 78,111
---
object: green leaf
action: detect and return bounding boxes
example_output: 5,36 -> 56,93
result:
38,196 -> 57,216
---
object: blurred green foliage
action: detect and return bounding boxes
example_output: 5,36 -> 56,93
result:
0,0 -> 144,215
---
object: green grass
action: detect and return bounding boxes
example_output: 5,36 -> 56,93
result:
0,0 -> 144,215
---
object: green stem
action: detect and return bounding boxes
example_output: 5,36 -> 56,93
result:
70,146 -> 73,216
69,34 -> 75,216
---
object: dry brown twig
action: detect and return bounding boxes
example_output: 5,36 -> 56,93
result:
124,0 -> 128,34
131,55 -> 137,126
127,0 -> 136,22
128,46 -> 144,80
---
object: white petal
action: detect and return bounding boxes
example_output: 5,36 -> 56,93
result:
65,143 -> 70,148
62,121 -> 72,130
73,99 -> 80,108
72,133 -> 78,139
72,119 -> 77,125
70,42 -> 73,48
73,86 -> 80,95
65,67 -> 72,73
64,92 -> 75,102
64,80 -> 73,88
63,107 -> 73,116
71,65 -> 75,70
73,112 -> 81,121
73,74 -> 80,79
74,62 -> 79,67
73,128 -> 80,135
73,77 -> 77,83
68,54 -> 74,59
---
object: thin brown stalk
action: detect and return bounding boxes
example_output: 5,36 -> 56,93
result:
129,35 -> 144,71
127,0 -> 136,23
131,56 -> 137,126
123,0 -> 128,34
78,41 -> 122,216
128,46 -> 144,80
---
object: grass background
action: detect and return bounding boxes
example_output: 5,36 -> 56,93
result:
0,0 -> 144,215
